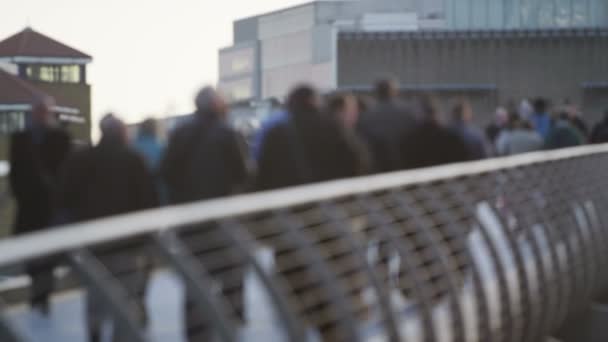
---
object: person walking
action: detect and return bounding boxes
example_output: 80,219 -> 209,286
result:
161,87 -> 249,204
495,117 -> 544,156
401,95 -> 471,170
160,86 -> 249,342
326,92 -> 372,174
563,102 -> 589,139
132,118 -> 166,204
530,98 -> 553,140
60,114 -> 158,342
256,85 -> 366,191
485,107 -> 509,150
256,86 -> 370,340
545,112 -> 585,150
9,96 -> 71,315
590,110 -> 608,144
357,79 -> 416,173
133,118 -> 164,172
450,100 -> 487,160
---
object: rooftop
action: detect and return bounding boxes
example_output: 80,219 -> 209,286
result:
0,28 -> 91,60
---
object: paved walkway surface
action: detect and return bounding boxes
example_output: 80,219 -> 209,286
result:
6,270 -> 288,342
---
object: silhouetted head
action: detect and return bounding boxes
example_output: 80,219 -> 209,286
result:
563,102 -> 580,119
357,95 -> 373,114
327,93 -> 359,129
194,86 -> 227,120
375,79 -> 399,102
518,99 -> 533,119
451,99 -> 473,124
557,111 -> 571,122
139,118 -> 158,138
533,98 -> 548,114
511,117 -> 534,131
417,94 -> 443,125
31,95 -> 56,126
286,85 -> 321,116
99,113 -> 127,144
495,107 -> 509,126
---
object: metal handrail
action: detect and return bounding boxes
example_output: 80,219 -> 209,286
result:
3,144 -> 608,341
1,144 -> 607,267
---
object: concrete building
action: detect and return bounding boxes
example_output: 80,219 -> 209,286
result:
445,0 -> 608,30
338,29 -> 608,123
220,0 -> 608,122
0,28 -> 92,159
337,0 -> 608,121
218,0 -> 445,102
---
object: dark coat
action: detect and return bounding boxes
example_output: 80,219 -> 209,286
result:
256,111 -> 366,191
358,101 -> 416,173
571,116 -> 589,139
485,123 -> 503,145
9,126 -> 71,234
401,121 -> 472,170
60,138 -> 159,222
451,122 -> 487,160
161,115 -> 248,204
545,120 -> 585,150
590,119 -> 608,144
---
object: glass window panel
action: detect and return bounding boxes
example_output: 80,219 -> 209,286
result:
538,0 -> 555,28
60,65 -> 80,83
572,0 -> 589,26
555,0 -> 572,27
504,0 -> 521,28
488,0 -> 506,29
597,0 -> 608,26
24,64 -> 79,83
452,0 -> 471,29
520,0 -> 543,28
0,112 -> 26,134
471,0 -> 489,29
220,78 -> 253,102
39,66 -> 54,82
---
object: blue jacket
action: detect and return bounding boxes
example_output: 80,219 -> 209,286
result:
530,113 -> 552,139
133,134 -> 164,172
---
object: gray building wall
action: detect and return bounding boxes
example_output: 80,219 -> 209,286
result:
222,0 -> 448,102
337,29 -> 608,124
234,17 -> 259,44
218,41 -> 261,101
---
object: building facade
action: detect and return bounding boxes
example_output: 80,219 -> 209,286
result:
219,0 -> 445,102
221,0 -> 608,122
446,0 -> 608,30
0,28 -> 92,160
338,28 -> 608,123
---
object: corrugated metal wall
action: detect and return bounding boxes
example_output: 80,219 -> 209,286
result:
337,29 -> 608,123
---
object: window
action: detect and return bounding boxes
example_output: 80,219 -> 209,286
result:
448,0 -> 604,29
24,64 -> 81,83
61,65 -> 80,83
219,47 -> 255,79
0,112 -> 26,134
221,78 -> 253,102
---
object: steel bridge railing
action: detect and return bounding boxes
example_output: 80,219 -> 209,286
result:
2,144 -> 608,341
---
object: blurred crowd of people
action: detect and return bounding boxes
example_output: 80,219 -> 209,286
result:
8,79 -> 608,341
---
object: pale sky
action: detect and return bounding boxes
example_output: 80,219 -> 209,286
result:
2,0 -> 310,126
